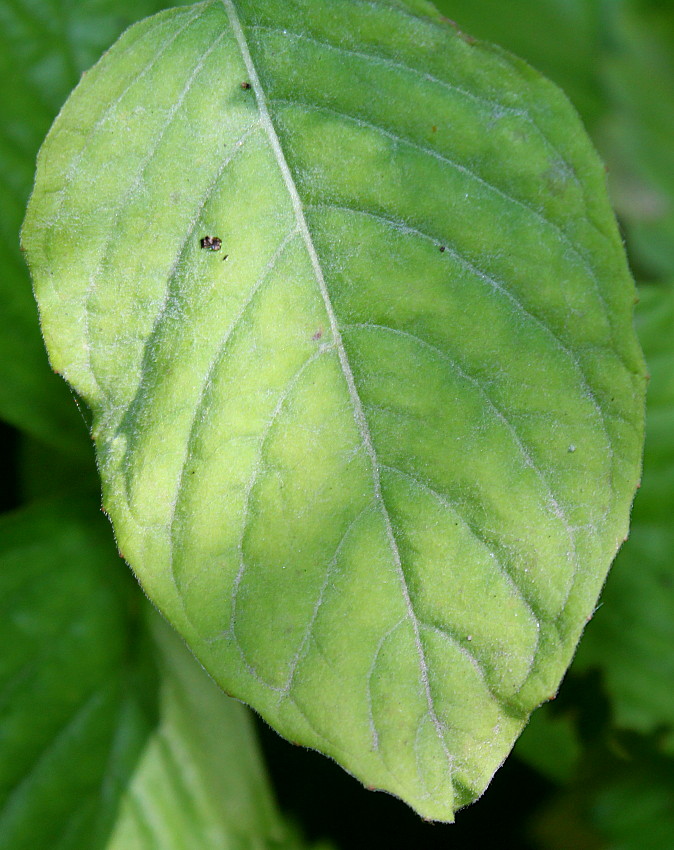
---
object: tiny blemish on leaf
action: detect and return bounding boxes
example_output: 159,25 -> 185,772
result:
439,245 -> 446,253
241,81 -> 251,89
568,445 -> 576,453
312,329 -> 323,341
200,235 -> 222,251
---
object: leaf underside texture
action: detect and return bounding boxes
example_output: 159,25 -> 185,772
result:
22,0 -> 646,820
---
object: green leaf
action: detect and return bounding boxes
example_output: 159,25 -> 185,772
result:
22,0 -> 646,820
106,614 -> 310,850
0,501 -> 156,850
0,0 -> 192,452
575,283 -> 674,735
429,0 -> 605,128
0,501 -> 320,849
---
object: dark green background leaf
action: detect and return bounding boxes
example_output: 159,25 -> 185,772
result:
0,500 -> 156,850
0,0 -> 191,453
575,284 -> 674,735
0,501 -> 324,849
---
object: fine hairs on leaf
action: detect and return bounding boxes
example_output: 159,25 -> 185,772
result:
21,0 -> 646,822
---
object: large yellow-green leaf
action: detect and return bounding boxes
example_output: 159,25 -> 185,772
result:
22,0 -> 646,820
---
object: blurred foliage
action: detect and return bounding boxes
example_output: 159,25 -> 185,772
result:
599,1 -> 674,279
576,284 -> 674,736
1,0 -> 673,847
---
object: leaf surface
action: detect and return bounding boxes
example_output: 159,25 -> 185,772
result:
431,0 -> 604,127
0,501 -> 154,850
106,615 -> 310,850
0,502 -> 314,849
22,0 -> 646,819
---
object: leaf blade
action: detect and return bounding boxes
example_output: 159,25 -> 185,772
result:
0,501 -> 154,850
22,0 -> 646,820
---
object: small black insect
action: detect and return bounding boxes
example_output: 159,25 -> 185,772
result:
439,245 -> 447,253
241,81 -> 251,90
200,236 -> 222,251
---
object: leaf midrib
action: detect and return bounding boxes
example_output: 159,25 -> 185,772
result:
220,0 -> 453,774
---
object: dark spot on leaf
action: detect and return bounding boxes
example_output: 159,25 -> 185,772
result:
241,81 -> 251,90
431,125 -> 437,133
222,254 -> 229,261
439,245 -> 446,253
312,329 -> 323,341
200,235 -> 222,251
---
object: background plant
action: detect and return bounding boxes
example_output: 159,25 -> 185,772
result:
1,0 -> 673,847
